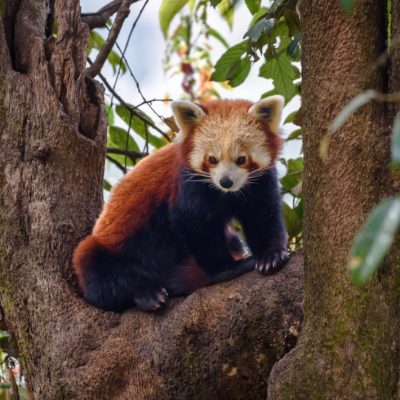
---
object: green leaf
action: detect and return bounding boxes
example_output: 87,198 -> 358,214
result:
107,50 -> 127,74
271,21 -> 291,51
210,0 -> 223,6
270,0 -> 288,16
227,58 -> 251,87
0,384 -> 11,389
115,105 -> 167,148
283,9 -> 300,36
208,27 -> 229,49
294,198 -> 304,220
391,114 -> 400,167
349,197 -> 400,286
261,89 -> 279,98
328,90 -> 376,134
107,126 -> 138,167
287,128 -> 302,140
287,33 -> 301,59
103,179 -> 112,191
159,0 -> 189,37
105,104 -> 114,126
244,0 -> 261,14
259,53 -> 299,102
284,111 -> 297,124
249,7 -> 268,28
89,31 -> 105,50
217,0 -> 235,29
211,41 -> 248,82
88,32 -> 126,74
283,202 -> 302,238
340,0 -> 353,14
243,18 -> 275,42
108,126 -> 140,152
280,157 -> 303,191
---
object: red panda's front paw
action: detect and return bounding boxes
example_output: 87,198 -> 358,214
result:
134,287 -> 169,312
255,249 -> 290,276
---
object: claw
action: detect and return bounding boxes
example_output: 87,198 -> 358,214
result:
271,254 -> 280,269
255,249 -> 291,276
135,287 -> 170,312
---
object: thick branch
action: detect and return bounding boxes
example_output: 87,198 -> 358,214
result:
86,0 -> 136,78
81,0 -> 121,29
81,0 -> 142,29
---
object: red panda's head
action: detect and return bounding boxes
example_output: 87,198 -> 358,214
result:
171,97 -> 284,192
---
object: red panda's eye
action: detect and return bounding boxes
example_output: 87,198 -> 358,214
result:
236,156 -> 246,166
208,156 -> 218,165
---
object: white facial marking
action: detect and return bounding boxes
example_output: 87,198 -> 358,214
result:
186,101 -> 279,192
210,161 -> 249,192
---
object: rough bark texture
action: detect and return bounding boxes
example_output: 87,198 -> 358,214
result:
390,0 -> 400,118
0,1 -> 304,398
268,1 -> 400,399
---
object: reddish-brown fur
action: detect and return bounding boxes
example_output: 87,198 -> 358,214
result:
74,100 -> 281,277
194,100 -> 282,167
201,99 -> 253,117
73,235 -> 102,288
262,120 -> 282,165
89,143 -> 181,251
180,259 -> 212,293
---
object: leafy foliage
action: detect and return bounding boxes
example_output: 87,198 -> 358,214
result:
88,31 -> 127,74
211,42 -> 251,87
349,197 -> 400,286
209,0 -> 301,102
259,52 -> 299,102
159,0 -> 190,37
244,0 -> 261,14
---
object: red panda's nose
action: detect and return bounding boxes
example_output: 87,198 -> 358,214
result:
220,176 -> 233,188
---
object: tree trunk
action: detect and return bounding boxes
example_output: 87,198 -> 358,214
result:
268,1 -> 400,399
0,1 -> 303,398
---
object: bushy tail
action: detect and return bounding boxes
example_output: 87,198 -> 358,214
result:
72,235 -> 138,312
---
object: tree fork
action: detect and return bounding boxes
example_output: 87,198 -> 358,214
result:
0,1 -> 304,399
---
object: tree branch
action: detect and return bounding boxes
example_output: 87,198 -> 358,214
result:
86,0 -> 136,78
110,33 -> 170,125
93,66 -> 171,141
81,0 -> 142,30
106,155 -> 127,173
81,0 -> 121,29
107,147 -> 147,160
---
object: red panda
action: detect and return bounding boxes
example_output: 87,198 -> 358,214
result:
73,96 -> 289,312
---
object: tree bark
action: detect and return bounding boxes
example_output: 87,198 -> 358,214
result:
268,1 -> 400,399
0,1 -> 303,398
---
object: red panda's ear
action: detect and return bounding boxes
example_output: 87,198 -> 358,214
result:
171,101 -> 206,139
248,95 -> 284,135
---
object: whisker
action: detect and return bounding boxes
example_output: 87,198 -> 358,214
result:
183,170 -> 213,185
237,188 -> 247,202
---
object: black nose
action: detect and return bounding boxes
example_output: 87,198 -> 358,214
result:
220,176 -> 233,188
